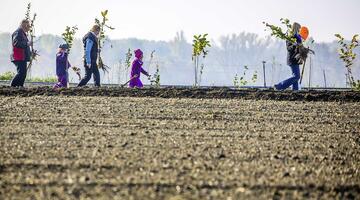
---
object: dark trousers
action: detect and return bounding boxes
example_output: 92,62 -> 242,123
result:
77,62 -> 100,87
11,61 -> 27,87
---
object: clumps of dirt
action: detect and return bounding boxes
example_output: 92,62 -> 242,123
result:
0,86 -> 359,102
1,96 -> 360,199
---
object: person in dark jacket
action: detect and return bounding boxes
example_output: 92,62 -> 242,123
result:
77,25 -> 101,87
275,22 -> 302,91
53,44 -> 71,89
10,20 -> 31,87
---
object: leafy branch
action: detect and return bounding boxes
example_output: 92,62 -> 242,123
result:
125,48 -> 133,70
263,18 -> 296,43
62,25 -> 81,80
62,26 -> 78,53
95,10 -> 115,73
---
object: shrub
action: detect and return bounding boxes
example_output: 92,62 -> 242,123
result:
0,71 -> 16,81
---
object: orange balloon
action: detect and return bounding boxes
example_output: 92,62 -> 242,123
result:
300,26 -> 309,41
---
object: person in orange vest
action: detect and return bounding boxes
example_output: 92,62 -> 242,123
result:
275,22 -> 303,91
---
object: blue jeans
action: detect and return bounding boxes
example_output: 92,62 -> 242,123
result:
275,65 -> 300,91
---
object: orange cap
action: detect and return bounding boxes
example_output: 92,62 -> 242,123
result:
300,26 -> 309,41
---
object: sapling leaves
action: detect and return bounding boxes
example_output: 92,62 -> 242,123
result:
233,65 -> 257,88
95,10 -> 115,73
335,34 -> 360,89
192,34 -> 211,86
62,25 -> 81,80
263,18 -> 296,43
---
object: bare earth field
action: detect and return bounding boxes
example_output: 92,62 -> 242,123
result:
0,87 -> 360,199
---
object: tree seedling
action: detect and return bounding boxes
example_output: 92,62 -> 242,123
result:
233,66 -> 257,88
62,25 -> 81,80
263,18 -> 296,43
25,3 -> 39,71
147,51 -> 161,88
192,34 -> 211,86
335,34 -> 360,90
95,10 -> 115,73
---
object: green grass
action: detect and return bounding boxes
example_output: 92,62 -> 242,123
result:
0,71 -> 16,81
0,71 -> 57,82
27,77 -> 57,83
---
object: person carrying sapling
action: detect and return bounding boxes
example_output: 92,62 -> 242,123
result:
10,19 -> 32,87
53,44 -> 71,89
78,25 -> 101,87
274,22 -> 303,91
129,49 -> 150,88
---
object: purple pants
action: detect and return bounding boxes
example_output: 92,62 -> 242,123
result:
129,78 -> 143,88
53,75 -> 68,89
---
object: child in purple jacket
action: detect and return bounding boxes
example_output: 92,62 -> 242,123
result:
129,49 -> 150,88
53,44 -> 71,89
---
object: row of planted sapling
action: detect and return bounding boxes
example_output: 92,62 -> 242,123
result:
10,2 -> 360,90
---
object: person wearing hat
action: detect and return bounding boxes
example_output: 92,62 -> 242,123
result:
129,49 -> 150,88
77,25 -> 101,87
54,44 -> 72,89
10,19 -> 32,87
274,22 -> 303,91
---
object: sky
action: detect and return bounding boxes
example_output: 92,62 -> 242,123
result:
0,0 -> 359,42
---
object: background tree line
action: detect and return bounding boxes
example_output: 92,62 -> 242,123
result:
0,31 -> 359,87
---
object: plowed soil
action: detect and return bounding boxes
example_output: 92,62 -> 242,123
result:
0,86 -> 359,199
